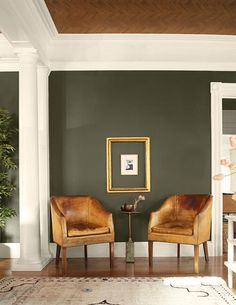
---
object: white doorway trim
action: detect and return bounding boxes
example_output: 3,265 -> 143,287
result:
211,82 -> 236,256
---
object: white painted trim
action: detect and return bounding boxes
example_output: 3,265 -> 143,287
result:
0,61 -> 19,71
211,83 -> 223,256
46,33 -> 236,70
0,243 -> 20,258
50,61 -> 236,72
37,65 -> 52,259
2,2 -> 236,70
2,58 -> 236,73
220,83 -> 236,98
0,242 -> 214,258
33,0 -> 58,38
53,33 -> 236,42
211,82 -> 236,256
0,34 -> 18,71
3,57 -> 236,73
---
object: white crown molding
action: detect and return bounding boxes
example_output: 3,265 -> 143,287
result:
0,34 -> 15,57
0,60 -> 19,71
1,0 -> 236,71
55,33 -> 236,42
0,0 -> 51,66
50,61 -> 236,71
32,0 -> 58,38
0,34 -> 18,71
29,34 -> 236,71
45,33 -> 236,71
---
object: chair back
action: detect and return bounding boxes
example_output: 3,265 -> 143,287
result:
175,194 -> 212,222
51,195 -> 104,225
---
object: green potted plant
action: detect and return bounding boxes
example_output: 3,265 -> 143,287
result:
0,108 -> 17,230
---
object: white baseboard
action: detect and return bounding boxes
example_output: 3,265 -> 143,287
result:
0,243 -> 20,258
0,242 -> 214,259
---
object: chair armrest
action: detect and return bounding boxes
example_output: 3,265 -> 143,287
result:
107,212 -> 114,234
148,211 -> 159,233
51,201 -> 67,245
193,196 -> 212,243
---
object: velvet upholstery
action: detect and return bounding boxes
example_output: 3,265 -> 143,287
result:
51,195 -> 115,270
148,194 -> 213,273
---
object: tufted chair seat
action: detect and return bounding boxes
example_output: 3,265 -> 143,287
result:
148,194 -> 213,273
51,195 -> 115,271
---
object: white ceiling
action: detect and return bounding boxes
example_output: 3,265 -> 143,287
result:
1,0 -> 236,71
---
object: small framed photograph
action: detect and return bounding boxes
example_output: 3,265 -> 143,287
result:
121,154 -> 138,175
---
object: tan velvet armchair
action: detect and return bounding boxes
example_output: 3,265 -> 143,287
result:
148,194 -> 213,273
51,195 -> 115,270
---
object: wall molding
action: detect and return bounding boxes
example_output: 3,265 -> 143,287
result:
46,34 -> 236,70
50,61 -> 236,72
0,242 -> 214,259
0,61 -> 19,71
32,0 -> 58,39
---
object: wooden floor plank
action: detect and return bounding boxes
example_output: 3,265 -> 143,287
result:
1,255 -> 236,293
0,256 -> 231,281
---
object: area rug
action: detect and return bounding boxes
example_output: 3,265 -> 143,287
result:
0,276 -> 235,305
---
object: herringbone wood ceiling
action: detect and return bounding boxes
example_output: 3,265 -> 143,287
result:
44,0 -> 236,34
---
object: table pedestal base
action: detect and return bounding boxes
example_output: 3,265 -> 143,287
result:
126,239 -> 134,263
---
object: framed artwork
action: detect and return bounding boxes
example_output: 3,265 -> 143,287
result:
106,136 -> 150,193
120,154 -> 138,175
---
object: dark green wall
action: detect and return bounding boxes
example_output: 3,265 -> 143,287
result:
0,72 -> 19,242
48,71 -> 235,242
2,71 -> 236,243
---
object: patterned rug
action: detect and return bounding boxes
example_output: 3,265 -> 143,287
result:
0,276 -> 235,305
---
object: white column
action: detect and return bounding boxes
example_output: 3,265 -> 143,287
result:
37,65 -> 52,259
12,49 -> 50,271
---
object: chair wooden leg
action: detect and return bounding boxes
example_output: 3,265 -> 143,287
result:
148,241 -> 153,266
177,244 -> 180,258
56,245 -> 61,264
62,247 -> 67,272
194,245 -> 199,273
84,245 -> 88,261
109,242 -> 114,267
203,242 -> 209,262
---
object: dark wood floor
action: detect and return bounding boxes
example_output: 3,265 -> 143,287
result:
0,256 -> 233,282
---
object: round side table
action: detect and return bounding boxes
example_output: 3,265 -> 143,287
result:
121,211 -> 140,263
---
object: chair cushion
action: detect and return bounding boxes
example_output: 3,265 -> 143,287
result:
67,223 -> 110,237
152,221 -> 193,236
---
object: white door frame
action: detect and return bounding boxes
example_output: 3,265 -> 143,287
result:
211,82 -> 236,256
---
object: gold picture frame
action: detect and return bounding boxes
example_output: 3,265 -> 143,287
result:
106,137 -> 151,193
